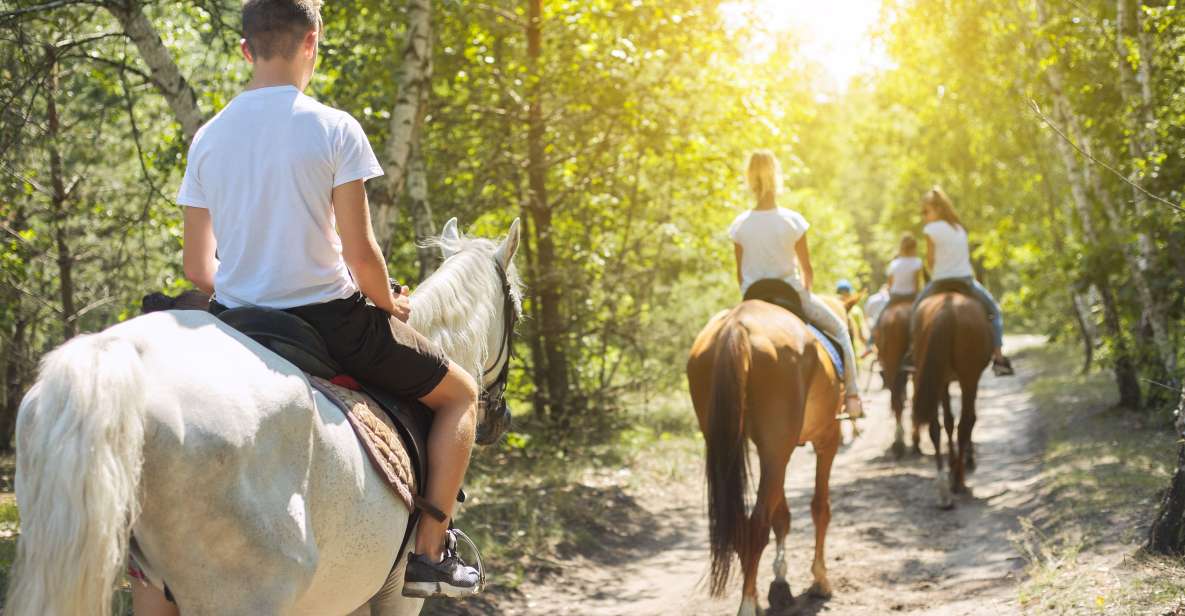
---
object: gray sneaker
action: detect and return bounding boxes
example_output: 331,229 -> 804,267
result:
403,529 -> 482,599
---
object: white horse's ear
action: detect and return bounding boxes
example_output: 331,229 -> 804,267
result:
440,217 -> 461,258
495,218 -> 521,269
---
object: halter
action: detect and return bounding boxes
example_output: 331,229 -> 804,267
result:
475,258 -> 516,443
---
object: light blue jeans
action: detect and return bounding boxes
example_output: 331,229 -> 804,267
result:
913,277 -> 1004,350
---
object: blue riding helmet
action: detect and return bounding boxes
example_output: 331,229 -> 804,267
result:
836,279 -> 854,294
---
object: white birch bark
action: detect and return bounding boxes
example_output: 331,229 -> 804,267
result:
377,0 -> 432,252
105,0 -> 204,144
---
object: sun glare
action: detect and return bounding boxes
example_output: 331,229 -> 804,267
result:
720,0 -> 891,89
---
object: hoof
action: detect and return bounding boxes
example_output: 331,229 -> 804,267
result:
891,439 -> 906,459
807,581 -> 832,600
768,580 -> 794,610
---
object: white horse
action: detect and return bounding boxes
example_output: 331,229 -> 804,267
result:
6,218 -> 521,616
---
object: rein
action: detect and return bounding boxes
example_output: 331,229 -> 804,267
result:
479,258 -> 516,413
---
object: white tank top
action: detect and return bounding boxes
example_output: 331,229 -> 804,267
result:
923,221 -> 974,280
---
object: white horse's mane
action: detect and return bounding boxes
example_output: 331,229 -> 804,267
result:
409,233 -> 522,382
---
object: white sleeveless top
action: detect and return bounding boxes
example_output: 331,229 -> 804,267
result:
728,207 -> 810,295
923,221 -> 974,280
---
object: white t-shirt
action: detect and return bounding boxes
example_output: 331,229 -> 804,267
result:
177,85 -> 384,309
865,289 -> 889,324
728,207 -> 810,295
886,256 -> 924,295
923,221 -> 974,280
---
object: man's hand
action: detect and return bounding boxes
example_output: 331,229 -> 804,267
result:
390,286 -> 411,322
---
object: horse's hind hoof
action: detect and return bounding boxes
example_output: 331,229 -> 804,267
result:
768,579 -> 794,610
807,581 -> 832,600
891,440 -> 906,459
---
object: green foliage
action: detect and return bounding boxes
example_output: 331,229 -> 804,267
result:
1,0 -> 1182,452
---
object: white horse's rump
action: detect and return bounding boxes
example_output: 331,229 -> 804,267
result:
7,219 -> 521,616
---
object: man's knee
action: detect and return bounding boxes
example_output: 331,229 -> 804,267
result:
421,361 -> 478,415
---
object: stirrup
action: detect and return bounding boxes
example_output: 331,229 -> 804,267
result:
449,527 -> 486,592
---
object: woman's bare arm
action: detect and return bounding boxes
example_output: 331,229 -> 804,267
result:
733,243 -> 744,289
795,234 -> 813,292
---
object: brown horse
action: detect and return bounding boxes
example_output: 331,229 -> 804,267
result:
911,291 -> 992,509
687,296 -> 847,616
875,299 -> 919,457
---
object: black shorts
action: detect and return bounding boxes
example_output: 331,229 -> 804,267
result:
215,293 -> 450,400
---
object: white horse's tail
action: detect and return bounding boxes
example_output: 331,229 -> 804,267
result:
7,333 -> 146,616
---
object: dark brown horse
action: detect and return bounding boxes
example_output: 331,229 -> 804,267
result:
687,297 -> 847,616
911,291 -> 992,508
875,299 -> 919,457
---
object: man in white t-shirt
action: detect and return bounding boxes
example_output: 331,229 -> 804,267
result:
154,1 -> 482,610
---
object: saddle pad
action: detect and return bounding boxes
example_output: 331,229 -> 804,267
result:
806,324 -> 844,381
310,376 -> 417,511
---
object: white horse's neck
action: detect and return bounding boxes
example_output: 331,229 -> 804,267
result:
407,242 -> 512,385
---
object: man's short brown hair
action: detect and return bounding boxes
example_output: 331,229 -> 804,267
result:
242,0 -> 323,60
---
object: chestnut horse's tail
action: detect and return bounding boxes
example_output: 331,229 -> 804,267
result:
912,299 -> 955,428
705,316 -> 751,597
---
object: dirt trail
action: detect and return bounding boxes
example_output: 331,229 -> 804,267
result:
493,335 -> 1047,615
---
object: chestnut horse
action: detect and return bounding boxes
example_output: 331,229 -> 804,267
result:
687,296 -> 848,616
875,300 -> 918,458
911,291 -> 992,509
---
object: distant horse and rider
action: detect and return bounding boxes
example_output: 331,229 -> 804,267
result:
689,150 -> 1017,613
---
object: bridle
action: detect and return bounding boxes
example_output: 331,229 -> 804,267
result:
475,258 -> 516,444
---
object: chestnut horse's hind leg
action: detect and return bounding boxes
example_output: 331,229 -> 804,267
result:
953,379 -> 979,493
743,448 -> 792,616
807,431 -> 840,599
930,412 -> 953,510
942,388 -> 956,490
767,495 -> 794,611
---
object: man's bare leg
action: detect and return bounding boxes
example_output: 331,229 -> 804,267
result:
414,361 -> 478,559
132,582 -> 179,616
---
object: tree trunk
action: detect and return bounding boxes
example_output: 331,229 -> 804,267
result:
0,313 -> 30,452
1146,386 -> 1185,555
45,48 -> 77,341
105,0 -> 204,144
1034,0 -> 1141,408
1071,290 -> 1095,374
1116,0 -> 1176,397
525,0 -> 570,421
407,139 -> 437,281
380,0 -> 432,253
1045,92 -> 1141,408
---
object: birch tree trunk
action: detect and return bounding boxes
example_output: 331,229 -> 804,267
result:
407,139 -> 437,281
1046,93 -> 1141,408
379,0 -> 432,253
1116,0 -> 1176,392
105,0 -> 204,144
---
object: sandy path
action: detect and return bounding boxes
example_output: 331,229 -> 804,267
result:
490,335 -> 1047,615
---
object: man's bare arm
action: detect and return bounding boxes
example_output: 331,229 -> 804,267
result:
183,207 -> 217,295
334,179 -> 410,321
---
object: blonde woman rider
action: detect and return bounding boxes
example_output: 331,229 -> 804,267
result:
914,187 -> 1014,376
729,150 -> 863,418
